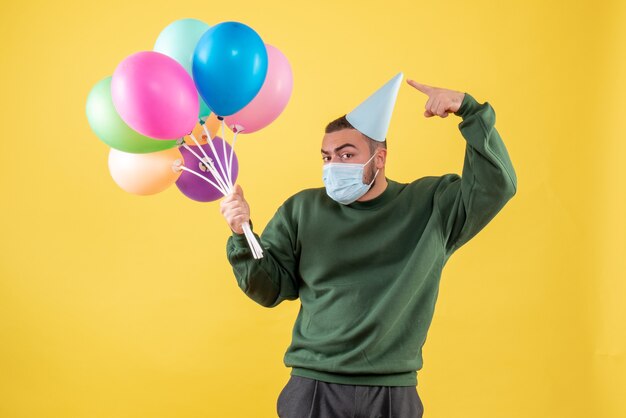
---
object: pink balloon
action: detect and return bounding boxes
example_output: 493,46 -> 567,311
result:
224,44 -> 293,134
112,51 -> 199,140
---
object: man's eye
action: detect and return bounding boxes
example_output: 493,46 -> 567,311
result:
322,156 -> 330,162
341,153 -> 353,160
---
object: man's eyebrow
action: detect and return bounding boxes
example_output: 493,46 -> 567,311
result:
321,143 -> 357,154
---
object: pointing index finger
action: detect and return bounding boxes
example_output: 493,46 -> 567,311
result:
407,79 -> 433,95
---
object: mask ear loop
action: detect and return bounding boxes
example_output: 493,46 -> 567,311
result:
364,151 -> 378,166
364,150 -> 380,186
369,169 -> 380,185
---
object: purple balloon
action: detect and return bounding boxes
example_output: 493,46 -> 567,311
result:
176,137 -> 239,202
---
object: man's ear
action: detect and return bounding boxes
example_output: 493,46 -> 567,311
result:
375,148 -> 387,169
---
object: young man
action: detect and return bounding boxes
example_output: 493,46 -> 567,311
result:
220,73 -> 517,417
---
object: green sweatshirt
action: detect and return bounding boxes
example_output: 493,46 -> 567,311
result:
226,93 -> 517,386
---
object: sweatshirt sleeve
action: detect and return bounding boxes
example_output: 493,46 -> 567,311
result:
434,93 -> 518,256
226,206 -> 300,308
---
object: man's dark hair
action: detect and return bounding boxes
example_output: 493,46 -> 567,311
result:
325,114 -> 387,153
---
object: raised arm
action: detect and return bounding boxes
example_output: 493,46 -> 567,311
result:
407,80 -> 517,255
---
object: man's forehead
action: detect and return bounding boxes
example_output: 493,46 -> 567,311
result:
321,130 -> 367,152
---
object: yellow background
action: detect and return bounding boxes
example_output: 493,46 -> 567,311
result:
1,0 -> 624,417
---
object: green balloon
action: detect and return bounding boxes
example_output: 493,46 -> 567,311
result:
199,96 -> 211,119
85,77 -> 178,153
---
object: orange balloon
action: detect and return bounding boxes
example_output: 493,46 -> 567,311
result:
108,147 -> 182,195
183,114 -> 222,146
183,122 -> 207,145
205,113 -> 221,137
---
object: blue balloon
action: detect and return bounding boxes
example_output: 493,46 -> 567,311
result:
192,21 -> 268,117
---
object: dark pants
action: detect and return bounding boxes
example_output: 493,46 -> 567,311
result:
277,375 -> 424,418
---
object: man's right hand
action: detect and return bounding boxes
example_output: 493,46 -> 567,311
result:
220,184 -> 250,235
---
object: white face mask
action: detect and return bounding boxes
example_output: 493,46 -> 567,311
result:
322,152 -> 379,205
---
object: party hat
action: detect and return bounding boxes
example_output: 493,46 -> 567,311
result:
346,72 -> 403,142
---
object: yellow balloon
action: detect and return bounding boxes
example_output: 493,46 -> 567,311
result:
108,147 -> 182,195
183,113 -> 222,146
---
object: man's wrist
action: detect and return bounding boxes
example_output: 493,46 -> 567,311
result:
453,93 -> 480,118
231,219 -> 254,238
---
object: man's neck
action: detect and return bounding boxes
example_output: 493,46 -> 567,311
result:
357,173 -> 388,202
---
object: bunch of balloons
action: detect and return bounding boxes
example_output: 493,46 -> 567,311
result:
86,19 -> 294,259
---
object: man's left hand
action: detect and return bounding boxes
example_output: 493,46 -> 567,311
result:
407,79 -> 465,118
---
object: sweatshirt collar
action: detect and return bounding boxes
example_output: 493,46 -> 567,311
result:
346,178 -> 399,210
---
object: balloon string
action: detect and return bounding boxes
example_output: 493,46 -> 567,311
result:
242,222 -> 263,259
188,132 -> 213,167
178,164 -> 262,259
218,118 -> 233,188
178,165 -> 227,196
178,126 -> 262,259
201,124 -> 233,191
227,131 -> 238,187
180,142 -> 229,193
221,119 -> 226,146
181,142 -> 230,195
188,132 -> 231,193
198,121 -> 263,259
242,223 -> 257,258
221,124 -> 229,187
